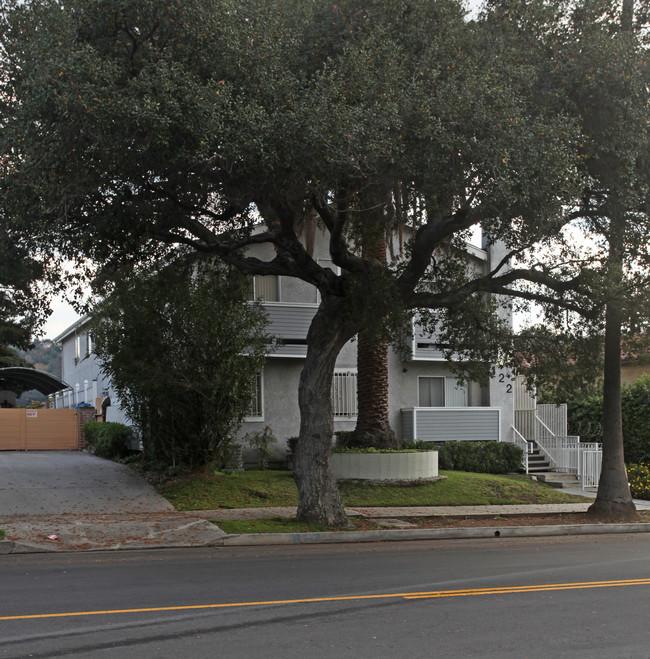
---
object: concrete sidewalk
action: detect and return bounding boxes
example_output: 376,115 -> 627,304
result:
3,497 -> 650,554
1,452 -> 648,553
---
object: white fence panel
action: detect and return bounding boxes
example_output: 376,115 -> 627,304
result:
581,450 -> 602,488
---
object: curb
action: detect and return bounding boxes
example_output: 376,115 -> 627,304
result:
216,522 -> 650,546
3,523 -> 650,554
0,540 -> 52,555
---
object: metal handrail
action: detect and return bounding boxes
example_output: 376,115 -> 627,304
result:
511,426 -> 532,474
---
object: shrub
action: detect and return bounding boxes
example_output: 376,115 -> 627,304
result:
286,436 -> 299,455
627,463 -> 650,501
335,430 -> 357,448
399,438 -> 430,450
434,441 -> 523,474
331,447 -> 421,454
244,426 -> 277,469
84,421 -> 132,460
567,375 -> 650,464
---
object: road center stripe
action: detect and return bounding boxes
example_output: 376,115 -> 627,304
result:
2,578 -> 649,621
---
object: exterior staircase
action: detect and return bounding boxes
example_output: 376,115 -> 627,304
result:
525,445 -> 582,488
532,471 -> 582,489
526,446 -> 550,473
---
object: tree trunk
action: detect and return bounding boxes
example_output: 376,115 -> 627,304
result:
353,210 -> 398,449
293,296 -> 357,525
587,213 -> 637,521
354,330 -> 398,448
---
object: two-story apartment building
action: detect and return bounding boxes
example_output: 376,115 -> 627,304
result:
53,317 -> 128,425
52,226 -> 515,453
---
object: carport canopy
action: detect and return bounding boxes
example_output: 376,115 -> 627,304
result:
0,367 -> 70,395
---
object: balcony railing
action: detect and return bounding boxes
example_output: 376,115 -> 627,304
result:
401,407 -> 501,443
262,302 -> 317,357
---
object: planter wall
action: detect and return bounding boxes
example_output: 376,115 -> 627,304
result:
331,451 -> 438,481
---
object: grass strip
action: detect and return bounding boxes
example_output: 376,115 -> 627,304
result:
160,468 -> 591,511
213,517 -> 359,534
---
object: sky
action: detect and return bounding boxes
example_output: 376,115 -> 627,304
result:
42,294 -> 82,341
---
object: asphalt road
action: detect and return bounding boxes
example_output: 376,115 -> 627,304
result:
2,535 -> 650,658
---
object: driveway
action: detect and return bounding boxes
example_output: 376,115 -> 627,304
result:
0,451 -> 173,515
0,452 -> 226,552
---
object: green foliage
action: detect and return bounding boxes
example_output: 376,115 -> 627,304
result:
0,0 -> 602,521
399,438 -> 432,450
160,468 -> 588,511
286,437 -> 299,456
565,375 -> 650,464
518,325 -> 605,405
621,376 -> 650,464
90,257 -> 268,469
215,517 -> 338,534
627,464 -> 650,501
331,447 -> 421,454
84,421 -> 132,460
15,340 -> 62,379
161,469 -> 299,510
244,426 -> 277,470
0,229 -> 48,359
565,394 -> 604,445
434,441 -> 523,474
335,430 -> 358,449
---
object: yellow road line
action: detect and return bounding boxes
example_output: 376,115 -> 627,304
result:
2,578 -> 649,622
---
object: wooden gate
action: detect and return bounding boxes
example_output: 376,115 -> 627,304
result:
0,409 -> 79,450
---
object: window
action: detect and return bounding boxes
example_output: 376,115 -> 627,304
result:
419,376 -> 444,407
332,370 -> 357,418
247,371 -> 263,420
418,377 -> 468,407
74,331 -> 92,362
252,275 -> 279,302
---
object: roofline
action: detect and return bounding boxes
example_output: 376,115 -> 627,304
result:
53,315 -> 91,344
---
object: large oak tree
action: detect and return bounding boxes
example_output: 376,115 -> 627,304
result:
1,0 -> 582,523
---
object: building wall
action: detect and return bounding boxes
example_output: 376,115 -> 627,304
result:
57,321 -> 129,424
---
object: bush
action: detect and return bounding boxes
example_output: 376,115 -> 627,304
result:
627,463 -> 650,501
567,375 -> 650,464
244,426 -> 277,469
286,436 -> 299,455
399,438 -> 430,450
84,421 -> 133,460
335,430 -> 357,448
434,441 -> 523,474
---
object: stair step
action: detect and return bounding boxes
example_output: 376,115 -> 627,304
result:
531,472 -> 581,488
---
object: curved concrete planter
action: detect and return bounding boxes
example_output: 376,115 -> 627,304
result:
331,451 -> 438,481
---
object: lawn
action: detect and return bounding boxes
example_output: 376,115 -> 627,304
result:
159,468 -> 591,511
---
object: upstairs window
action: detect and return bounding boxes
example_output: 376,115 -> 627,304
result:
418,377 -> 468,407
252,275 -> 279,302
418,376 -> 444,407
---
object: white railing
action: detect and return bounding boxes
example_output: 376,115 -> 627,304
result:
512,426 -> 533,474
537,435 -> 582,473
50,388 -> 76,409
332,371 -> 358,418
579,445 -> 602,488
513,406 -> 603,486
536,403 -> 568,437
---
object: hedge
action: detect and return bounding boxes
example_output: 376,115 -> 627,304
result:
567,374 -> 650,464
432,440 -> 523,474
84,421 -> 133,460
